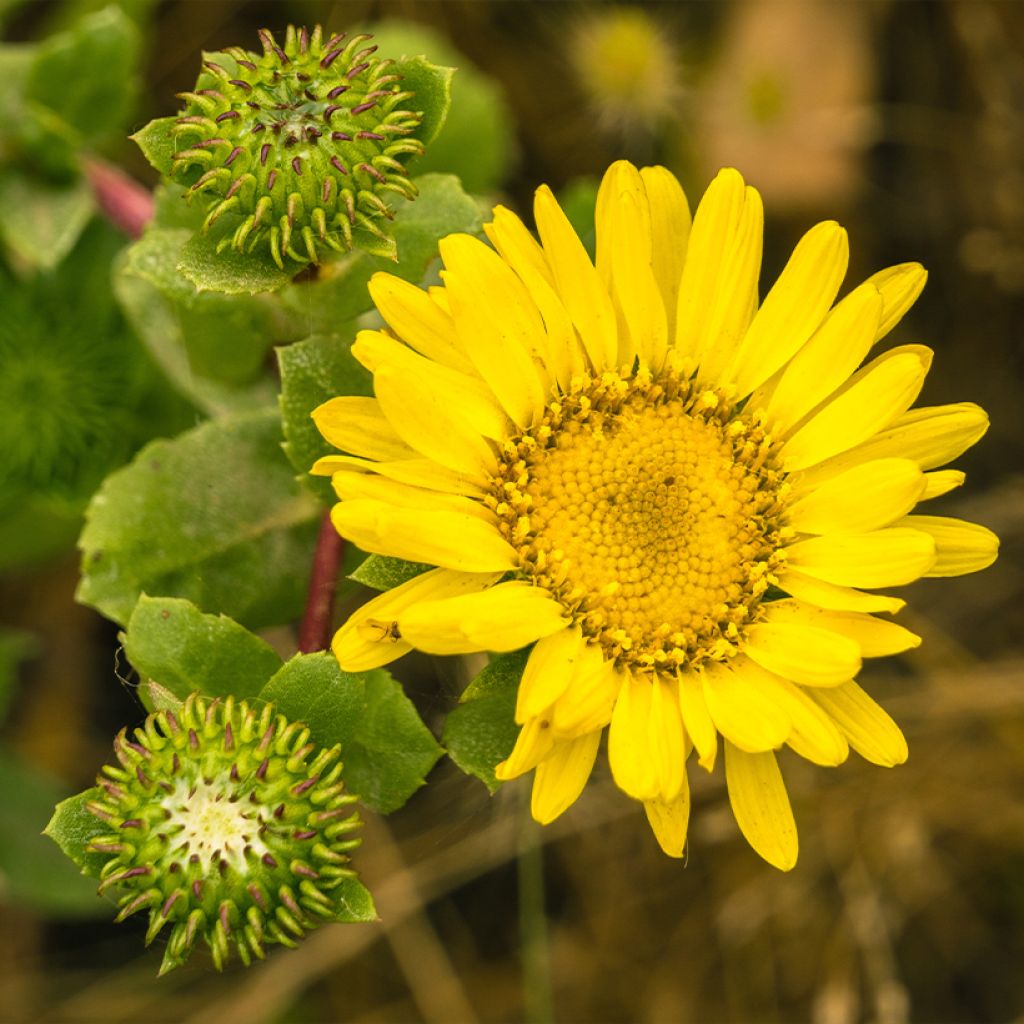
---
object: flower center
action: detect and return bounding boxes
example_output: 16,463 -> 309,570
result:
162,776 -> 270,867
491,370 -> 787,672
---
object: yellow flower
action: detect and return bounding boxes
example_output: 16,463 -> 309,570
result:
312,161 -> 998,870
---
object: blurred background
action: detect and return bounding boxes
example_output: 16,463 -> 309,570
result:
1,0 -> 1023,1021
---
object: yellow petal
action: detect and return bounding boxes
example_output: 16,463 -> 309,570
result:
728,220 -> 849,397
551,647 -> 619,737
332,568 -> 501,671
398,581 -> 567,654
597,161 -> 668,369
787,458 -> 926,535
531,731 -> 601,824
782,346 -> 933,471
701,659 -> 790,752
643,783 -> 691,859
331,500 -> 517,572
763,600 -> 921,657
724,743 -> 798,871
495,715 -> 556,780
920,469 -> 965,501
763,283 -> 883,433
534,183 -> 618,371
776,569 -> 906,614
486,205 -> 586,390
675,169 -> 760,372
516,626 -> 586,723
775,679 -> 849,766
744,621 -> 861,687
608,672 -> 659,801
353,329 -> 508,441
312,396 -> 417,461
648,676 -> 687,802
331,472 -> 493,520
687,180 -> 765,381
898,515 -> 999,577
368,272 -> 473,373
374,363 -> 498,478
640,164 -> 691,342
797,402 -> 989,487
317,453 -> 487,498
864,262 -> 927,341
677,671 -> 718,771
440,233 -> 550,428
785,528 -> 936,588
807,681 -> 908,766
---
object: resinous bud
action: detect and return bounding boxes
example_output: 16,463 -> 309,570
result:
170,25 -> 425,267
87,693 -> 363,975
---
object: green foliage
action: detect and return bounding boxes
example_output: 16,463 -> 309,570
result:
116,223 -> 306,411
128,115 -> 176,177
443,649 -> 528,792
25,6 -> 141,147
77,409 -> 321,629
0,167 -> 93,270
350,554 -> 431,591
176,231 -> 303,295
0,222 -> 193,514
43,786 -> 109,880
4,763 -> 107,914
330,876 -> 379,923
122,595 -> 283,704
278,333 -> 371,498
279,173 -> 482,332
369,22 -> 515,194
261,653 -> 443,814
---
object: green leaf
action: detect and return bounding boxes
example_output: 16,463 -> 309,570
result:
330,875 -> 378,922
77,408 -> 321,629
177,230 -> 304,296
130,116 -> 178,177
280,173 -> 482,332
0,44 -> 33,138
26,6 -> 141,145
0,760 -> 105,916
277,333 -> 371,498
0,167 -> 94,270
442,649 -> 528,793
350,554 -> 430,592
369,22 -> 515,194
260,653 -> 443,814
42,785 -> 109,881
391,54 -> 453,149
122,226 -> 304,385
122,595 -> 283,703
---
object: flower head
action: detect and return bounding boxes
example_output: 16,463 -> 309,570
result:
312,161 -> 998,869
87,693 -> 362,973
169,25 -> 424,267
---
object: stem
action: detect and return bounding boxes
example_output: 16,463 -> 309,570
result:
518,799 -> 555,1024
297,511 -> 344,654
82,156 -> 154,239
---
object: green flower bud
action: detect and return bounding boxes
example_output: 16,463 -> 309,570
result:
169,25 -> 425,267
86,693 -> 363,975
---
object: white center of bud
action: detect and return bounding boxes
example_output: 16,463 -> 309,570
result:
162,776 -> 270,866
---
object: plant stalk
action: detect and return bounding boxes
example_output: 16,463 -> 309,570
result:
297,510 -> 344,654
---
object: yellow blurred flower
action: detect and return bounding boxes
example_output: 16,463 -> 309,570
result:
568,6 -> 682,140
313,161 -> 997,870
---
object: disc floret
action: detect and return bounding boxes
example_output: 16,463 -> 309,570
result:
488,366 -> 789,672
86,693 -> 363,975
169,25 -> 425,267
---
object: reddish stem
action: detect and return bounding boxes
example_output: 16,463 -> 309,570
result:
83,157 -> 154,239
298,511 -> 344,653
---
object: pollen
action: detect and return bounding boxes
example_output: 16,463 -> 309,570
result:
490,369 -> 787,671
